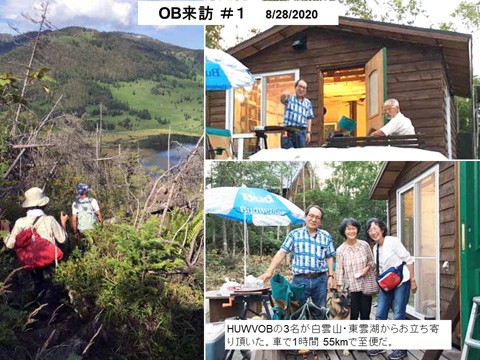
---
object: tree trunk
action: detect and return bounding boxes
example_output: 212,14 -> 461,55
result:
11,3 -> 48,136
212,223 -> 216,248
260,226 -> 264,257
302,165 -> 306,210
231,223 -> 236,259
222,219 -> 228,254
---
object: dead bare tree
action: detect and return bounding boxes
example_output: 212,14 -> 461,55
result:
157,136 -> 204,236
11,2 -> 52,136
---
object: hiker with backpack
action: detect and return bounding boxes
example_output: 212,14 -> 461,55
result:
3,187 -> 68,297
71,183 -> 103,241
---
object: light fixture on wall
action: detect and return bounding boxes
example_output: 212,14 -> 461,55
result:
292,36 -> 307,51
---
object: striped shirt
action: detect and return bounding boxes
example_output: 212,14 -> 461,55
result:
281,227 -> 336,274
283,95 -> 314,128
335,240 -> 375,292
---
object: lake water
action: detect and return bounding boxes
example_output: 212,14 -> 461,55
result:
138,134 -> 200,171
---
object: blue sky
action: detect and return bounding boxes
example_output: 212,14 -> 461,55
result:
0,0 -> 204,49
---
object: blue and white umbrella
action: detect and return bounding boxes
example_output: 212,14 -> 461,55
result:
205,48 -> 255,91
205,186 -> 305,282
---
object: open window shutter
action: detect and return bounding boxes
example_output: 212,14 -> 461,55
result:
365,48 -> 387,133
317,68 -> 324,145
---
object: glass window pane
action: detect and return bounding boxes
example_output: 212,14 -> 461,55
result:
233,137 -> 257,159
266,74 -> 295,126
233,79 -> 261,134
400,189 -> 414,255
416,259 -> 437,317
369,70 -> 378,116
419,174 -> 436,257
265,74 -> 295,148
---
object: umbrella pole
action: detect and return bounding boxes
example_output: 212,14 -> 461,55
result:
244,214 -> 247,284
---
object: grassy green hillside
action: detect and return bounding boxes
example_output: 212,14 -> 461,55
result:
0,27 -> 204,136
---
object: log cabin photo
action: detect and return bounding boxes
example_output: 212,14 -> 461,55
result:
206,18 -> 474,160
370,161 -> 480,358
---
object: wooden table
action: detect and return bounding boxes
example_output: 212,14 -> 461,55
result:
253,126 -> 285,151
205,289 -> 273,322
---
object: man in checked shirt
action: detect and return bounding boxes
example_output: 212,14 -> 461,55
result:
259,205 -> 336,307
280,79 -> 315,149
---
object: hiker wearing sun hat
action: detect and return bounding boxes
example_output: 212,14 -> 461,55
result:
4,187 -> 68,296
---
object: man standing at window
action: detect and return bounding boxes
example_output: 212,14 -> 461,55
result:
370,99 -> 415,137
280,79 -> 314,148
258,205 -> 336,308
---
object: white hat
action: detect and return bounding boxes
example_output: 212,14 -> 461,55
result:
22,187 -> 50,208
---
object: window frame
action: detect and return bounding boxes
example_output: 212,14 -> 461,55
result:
224,69 -> 300,158
396,165 -> 440,320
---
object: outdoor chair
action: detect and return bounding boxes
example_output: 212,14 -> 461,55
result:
270,273 -> 305,320
205,127 -> 236,159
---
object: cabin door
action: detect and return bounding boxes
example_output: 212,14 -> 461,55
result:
459,162 -> 480,359
365,48 -> 387,133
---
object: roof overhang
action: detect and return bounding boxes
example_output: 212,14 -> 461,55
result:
369,162 -> 406,200
229,17 -> 472,98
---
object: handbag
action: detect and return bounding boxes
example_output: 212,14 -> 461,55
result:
361,267 -> 379,296
376,245 -> 404,292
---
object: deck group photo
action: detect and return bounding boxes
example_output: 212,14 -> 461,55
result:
204,12 -> 480,360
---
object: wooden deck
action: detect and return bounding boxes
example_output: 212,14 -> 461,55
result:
227,302 -> 462,360
246,302 -> 462,360
284,348 -> 461,360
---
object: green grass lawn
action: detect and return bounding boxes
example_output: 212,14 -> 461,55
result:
104,77 -> 203,135
101,127 -> 202,143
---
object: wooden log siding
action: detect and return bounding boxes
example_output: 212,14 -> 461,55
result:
207,27 -> 457,156
207,91 -> 226,129
386,162 -> 458,320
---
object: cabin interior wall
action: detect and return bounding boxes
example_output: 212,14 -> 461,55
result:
323,68 -> 367,137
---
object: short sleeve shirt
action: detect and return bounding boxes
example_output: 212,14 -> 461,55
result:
72,197 -> 100,215
380,112 -> 415,136
4,214 -> 66,249
283,95 -> 314,128
281,227 -> 336,274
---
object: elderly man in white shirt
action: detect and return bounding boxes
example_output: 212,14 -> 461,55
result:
370,99 -> 415,137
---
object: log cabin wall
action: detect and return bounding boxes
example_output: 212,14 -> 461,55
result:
386,162 -> 458,321
207,27 -> 457,156
206,90 -> 226,129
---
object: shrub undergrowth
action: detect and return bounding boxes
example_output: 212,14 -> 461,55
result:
53,217 -> 203,359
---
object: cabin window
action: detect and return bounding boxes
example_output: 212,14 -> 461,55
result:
397,166 -> 439,319
227,69 -> 299,158
232,78 -> 261,135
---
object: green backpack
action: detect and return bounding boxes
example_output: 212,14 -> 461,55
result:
76,198 -> 97,231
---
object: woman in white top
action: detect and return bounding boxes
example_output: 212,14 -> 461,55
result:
5,187 -> 68,297
365,218 -> 417,360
